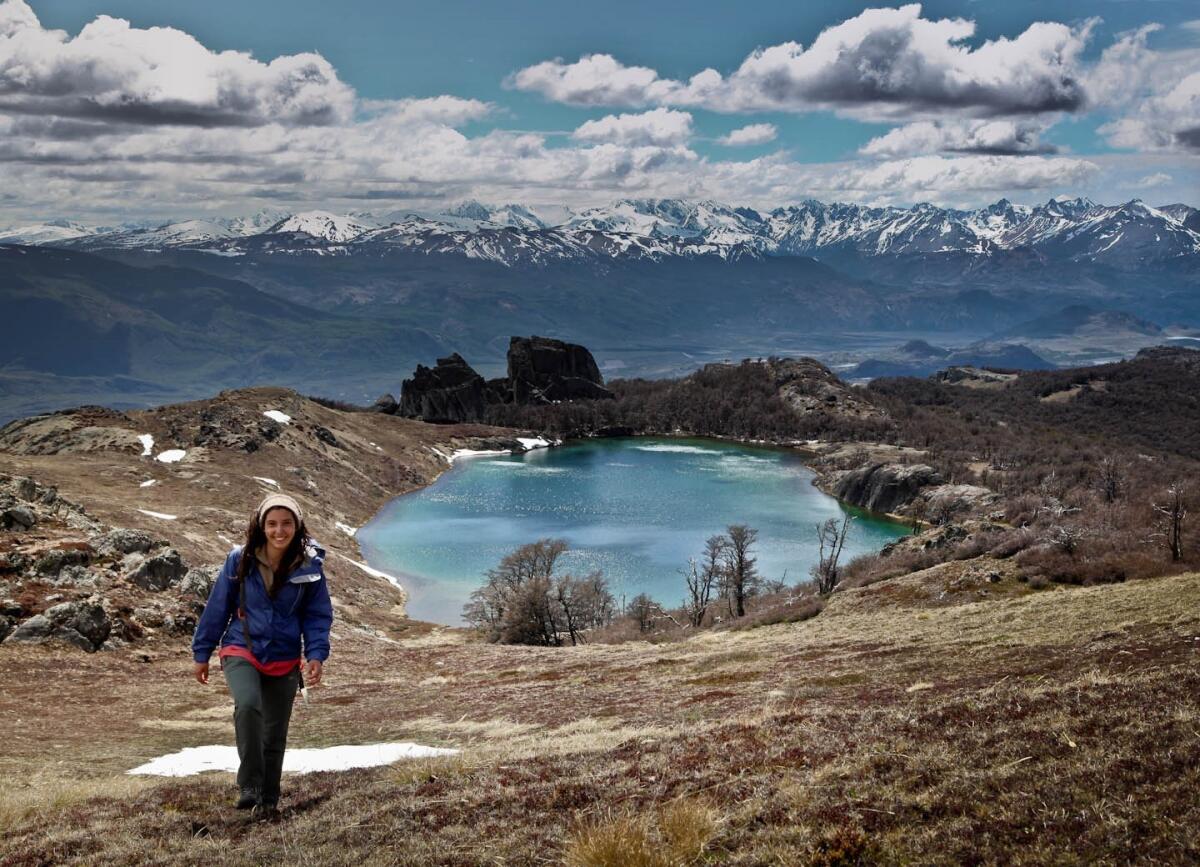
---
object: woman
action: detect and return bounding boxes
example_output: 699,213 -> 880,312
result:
192,492 -> 333,814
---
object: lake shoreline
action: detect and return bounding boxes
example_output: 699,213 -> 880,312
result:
357,432 -> 910,624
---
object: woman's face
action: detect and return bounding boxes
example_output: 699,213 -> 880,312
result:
263,507 -> 297,555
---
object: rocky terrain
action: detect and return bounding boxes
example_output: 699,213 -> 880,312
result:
0,386 -> 548,649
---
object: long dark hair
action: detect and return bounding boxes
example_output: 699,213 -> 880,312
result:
236,506 -> 310,590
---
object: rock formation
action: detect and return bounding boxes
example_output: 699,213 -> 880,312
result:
398,337 -> 612,423
505,336 -> 614,404
832,463 -> 942,514
398,353 -> 491,424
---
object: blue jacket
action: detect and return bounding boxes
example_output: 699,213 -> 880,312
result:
192,542 -> 333,664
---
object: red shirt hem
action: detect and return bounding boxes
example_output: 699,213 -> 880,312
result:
219,645 -> 301,676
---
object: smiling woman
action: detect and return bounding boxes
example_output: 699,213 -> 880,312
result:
190,492 -> 333,817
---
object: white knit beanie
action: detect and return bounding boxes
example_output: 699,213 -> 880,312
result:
256,493 -> 303,526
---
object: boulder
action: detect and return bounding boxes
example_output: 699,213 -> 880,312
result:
506,336 -> 613,404
0,551 -> 29,573
313,426 -> 340,448
179,566 -> 218,599
0,615 -> 12,644
50,565 -> 102,588
128,548 -> 187,591
34,546 -> 92,576
92,528 -> 156,557
371,393 -> 398,414
833,463 -> 942,514
0,505 -> 36,530
398,353 -> 491,423
8,600 -> 111,651
920,484 -> 998,521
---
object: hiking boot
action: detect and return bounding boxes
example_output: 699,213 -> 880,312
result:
235,787 -> 261,810
253,800 -> 279,820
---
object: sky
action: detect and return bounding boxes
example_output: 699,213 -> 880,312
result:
2,0 -> 1199,223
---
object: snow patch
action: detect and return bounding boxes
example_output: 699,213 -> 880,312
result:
335,521 -> 358,537
516,436 -> 554,450
155,449 -> 186,464
450,448 -> 512,461
253,476 -> 280,488
137,434 -> 154,456
263,410 -> 291,424
428,446 -> 453,465
334,552 -> 405,592
139,479 -> 157,488
127,742 -> 458,777
137,509 -> 177,520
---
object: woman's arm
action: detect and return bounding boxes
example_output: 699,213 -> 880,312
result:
191,549 -> 240,671
300,568 -> 334,667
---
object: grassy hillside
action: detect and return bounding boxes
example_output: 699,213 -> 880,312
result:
1,571 -> 1196,864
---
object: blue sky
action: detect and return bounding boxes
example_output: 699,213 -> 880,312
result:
3,0 -> 1199,220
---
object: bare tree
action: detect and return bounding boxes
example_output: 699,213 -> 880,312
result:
1097,456 -> 1125,503
723,525 -> 760,618
683,534 -> 727,627
463,539 -> 614,645
628,593 -> 657,633
1153,482 -> 1188,562
812,515 -> 854,595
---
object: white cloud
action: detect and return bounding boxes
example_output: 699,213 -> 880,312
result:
1132,172 -> 1172,188
717,123 -> 777,146
510,5 -> 1093,119
363,96 -> 494,128
1100,71 -> 1200,153
571,108 -> 693,146
0,0 -> 353,126
860,119 -> 1055,157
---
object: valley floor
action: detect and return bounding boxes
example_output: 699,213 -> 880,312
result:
2,570 -> 1197,865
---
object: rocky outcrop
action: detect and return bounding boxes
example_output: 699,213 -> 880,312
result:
833,463 -> 942,514
505,336 -> 613,404
398,337 -> 612,423
128,548 -> 187,591
398,353 -> 491,423
371,393 -> 398,414
767,358 -> 887,422
8,599 -> 111,651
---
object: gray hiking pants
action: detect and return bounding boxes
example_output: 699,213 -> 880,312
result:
222,657 -> 299,800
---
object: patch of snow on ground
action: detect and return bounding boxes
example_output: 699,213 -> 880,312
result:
334,552 -> 405,592
253,476 -> 279,488
139,479 -> 157,488
263,410 -> 291,424
137,434 -> 154,456
428,446 -> 452,464
155,449 -> 186,463
335,521 -> 357,537
516,436 -> 554,450
450,448 -> 512,462
127,742 -> 458,777
138,509 -> 177,520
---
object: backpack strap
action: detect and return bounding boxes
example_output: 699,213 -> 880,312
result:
238,572 -> 257,655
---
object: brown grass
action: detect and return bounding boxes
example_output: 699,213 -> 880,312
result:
1,571 -> 1198,865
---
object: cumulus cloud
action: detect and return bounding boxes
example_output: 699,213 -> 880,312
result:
717,123 -> 777,146
510,5 -> 1092,119
1100,71 -> 1200,153
1132,172 -> 1172,188
0,0 -> 354,126
860,119 -> 1056,157
571,108 -> 693,146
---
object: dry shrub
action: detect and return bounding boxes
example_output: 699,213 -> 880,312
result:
564,799 -> 718,867
807,824 -> 873,867
728,594 -> 825,630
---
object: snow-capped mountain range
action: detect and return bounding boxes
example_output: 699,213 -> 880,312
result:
2,197 -> 1197,268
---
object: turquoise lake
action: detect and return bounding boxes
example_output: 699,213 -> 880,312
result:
356,437 -> 908,624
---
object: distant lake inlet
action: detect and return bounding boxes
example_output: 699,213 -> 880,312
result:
356,437 -> 908,625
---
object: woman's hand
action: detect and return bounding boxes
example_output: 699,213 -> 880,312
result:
194,661 -> 209,684
305,659 -> 323,687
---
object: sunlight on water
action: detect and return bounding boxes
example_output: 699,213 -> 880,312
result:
357,437 -> 907,624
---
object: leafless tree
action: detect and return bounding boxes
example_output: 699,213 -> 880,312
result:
1097,456 -> 1125,503
1047,524 -> 1086,555
683,533 -> 727,627
812,515 -> 854,595
723,525 -> 760,618
464,539 -> 614,645
1153,482 -> 1188,562
628,593 -> 657,632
